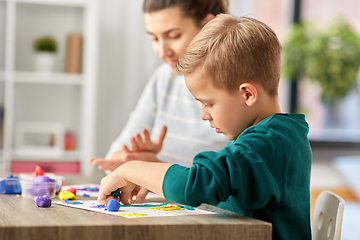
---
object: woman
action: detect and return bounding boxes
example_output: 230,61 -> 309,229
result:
89,0 -> 229,171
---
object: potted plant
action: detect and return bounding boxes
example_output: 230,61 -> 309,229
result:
282,17 -> 360,125
32,35 -> 58,72
283,17 -> 360,103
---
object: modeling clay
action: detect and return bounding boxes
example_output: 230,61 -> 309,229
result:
35,195 -> 52,207
66,187 -> 77,195
83,193 -> 90,197
27,176 -> 57,197
31,165 -> 44,178
90,204 -> 105,209
59,190 -> 78,200
62,200 -> 83,205
177,205 -> 195,210
0,174 -> 22,194
110,189 -> 121,198
107,198 -> 120,212
119,213 -> 147,217
56,178 -> 63,195
33,176 -> 56,184
121,202 -> 168,208
149,205 -> 184,211
77,187 -> 99,191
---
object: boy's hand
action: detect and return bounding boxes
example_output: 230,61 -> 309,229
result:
127,126 -> 167,153
130,185 -> 150,204
98,168 -> 136,205
97,161 -> 172,205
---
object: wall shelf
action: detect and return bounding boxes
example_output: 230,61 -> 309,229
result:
0,70 -> 83,85
14,0 -> 90,7
12,149 -> 81,161
0,0 -> 98,175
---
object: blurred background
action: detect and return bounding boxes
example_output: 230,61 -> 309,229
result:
0,0 -> 360,238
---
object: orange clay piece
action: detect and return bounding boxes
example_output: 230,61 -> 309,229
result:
65,187 -> 77,195
59,190 -> 78,200
31,165 -> 44,178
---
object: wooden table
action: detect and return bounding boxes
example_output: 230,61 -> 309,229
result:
0,176 -> 272,240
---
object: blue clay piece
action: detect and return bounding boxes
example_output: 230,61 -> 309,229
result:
0,174 -> 22,194
0,180 -> 6,192
107,198 -> 120,212
35,195 -> 52,207
6,175 -> 21,194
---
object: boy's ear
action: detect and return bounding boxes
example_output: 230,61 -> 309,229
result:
239,83 -> 258,106
201,14 -> 215,27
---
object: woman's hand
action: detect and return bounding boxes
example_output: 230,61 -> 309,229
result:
88,126 -> 167,171
87,157 -> 125,171
127,126 -> 167,153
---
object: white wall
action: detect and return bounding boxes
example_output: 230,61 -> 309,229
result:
95,1 -> 161,157
0,2 -> 5,70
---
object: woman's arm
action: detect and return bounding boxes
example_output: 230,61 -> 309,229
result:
104,68 -> 162,160
88,126 -> 167,171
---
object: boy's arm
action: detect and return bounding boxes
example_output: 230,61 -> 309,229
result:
97,161 -> 173,205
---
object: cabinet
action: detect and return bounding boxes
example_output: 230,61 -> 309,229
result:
0,0 -> 98,175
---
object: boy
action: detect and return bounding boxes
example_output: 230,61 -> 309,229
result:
98,14 -> 312,240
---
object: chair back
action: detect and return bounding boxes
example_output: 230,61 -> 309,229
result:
312,190 -> 345,240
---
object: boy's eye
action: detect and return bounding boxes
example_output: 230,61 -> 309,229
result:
204,104 -> 213,108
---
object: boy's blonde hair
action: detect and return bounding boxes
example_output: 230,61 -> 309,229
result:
177,14 -> 282,96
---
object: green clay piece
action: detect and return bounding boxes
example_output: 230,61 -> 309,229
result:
110,189 -> 121,198
177,205 -> 195,210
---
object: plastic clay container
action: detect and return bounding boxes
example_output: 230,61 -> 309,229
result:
20,181 -> 57,199
19,173 -> 64,193
0,176 -> 22,194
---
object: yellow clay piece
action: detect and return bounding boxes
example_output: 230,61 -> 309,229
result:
149,205 -> 184,211
59,190 -> 78,200
119,213 -> 147,217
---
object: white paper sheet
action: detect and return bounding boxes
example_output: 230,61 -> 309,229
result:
53,200 -> 216,218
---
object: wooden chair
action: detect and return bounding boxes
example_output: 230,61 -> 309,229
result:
312,190 -> 345,240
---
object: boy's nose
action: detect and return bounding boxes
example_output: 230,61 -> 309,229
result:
201,110 -> 212,121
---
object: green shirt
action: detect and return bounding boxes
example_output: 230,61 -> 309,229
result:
163,114 -> 312,240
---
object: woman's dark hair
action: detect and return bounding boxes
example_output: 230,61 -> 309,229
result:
143,0 -> 229,26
